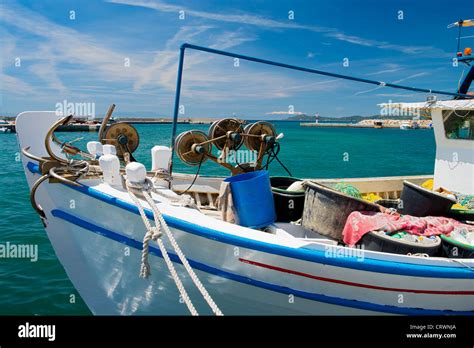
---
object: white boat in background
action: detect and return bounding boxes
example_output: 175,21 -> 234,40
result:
400,121 -> 411,130
0,120 -> 11,133
16,42 -> 474,315
399,120 -> 420,130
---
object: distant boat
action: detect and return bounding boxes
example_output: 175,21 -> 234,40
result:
400,120 -> 420,130
0,120 -> 12,133
399,121 -> 411,130
373,121 -> 383,129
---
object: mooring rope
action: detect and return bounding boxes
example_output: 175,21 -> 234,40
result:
127,183 -> 198,315
126,180 -> 223,316
142,191 -> 223,316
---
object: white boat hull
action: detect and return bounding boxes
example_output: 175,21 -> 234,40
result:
16,111 -> 474,315
27,172 -> 474,315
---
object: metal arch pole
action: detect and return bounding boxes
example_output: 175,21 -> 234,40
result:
457,19 -> 463,53
168,42 -> 474,174
169,45 -> 186,176
183,43 -> 474,99
458,65 -> 474,96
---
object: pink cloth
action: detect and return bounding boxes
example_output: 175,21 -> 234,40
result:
342,211 -> 474,246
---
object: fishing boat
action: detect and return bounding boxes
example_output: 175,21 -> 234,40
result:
16,29 -> 474,315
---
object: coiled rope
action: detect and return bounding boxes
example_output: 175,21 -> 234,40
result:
126,179 -> 223,316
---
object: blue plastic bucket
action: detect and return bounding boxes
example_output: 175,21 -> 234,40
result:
224,170 -> 276,228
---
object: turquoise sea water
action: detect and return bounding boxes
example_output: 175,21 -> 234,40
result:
0,122 -> 435,315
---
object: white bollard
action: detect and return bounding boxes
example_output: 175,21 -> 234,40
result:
99,154 -> 121,186
103,144 -> 117,156
126,162 -> 147,185
87,141 -> 103,157
151,145 -> 172,172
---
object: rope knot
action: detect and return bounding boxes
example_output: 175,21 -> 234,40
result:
149,226 -> 162,240
126,178 -> 154,194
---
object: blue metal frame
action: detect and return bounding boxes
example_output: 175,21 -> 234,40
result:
170,43 -> 474,173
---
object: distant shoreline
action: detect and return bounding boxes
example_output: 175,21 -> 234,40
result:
301,119 -> 432,129
1,115 -> 430,126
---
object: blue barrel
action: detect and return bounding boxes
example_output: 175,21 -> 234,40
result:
224,170 -> 276,228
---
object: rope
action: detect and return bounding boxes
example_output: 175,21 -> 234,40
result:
127,179 -> 223,316
127,183 -> 198,316
152,186 -> 197,208
142,191 -> 223,316
450,259 -> 474,271
406,253 -> 430,258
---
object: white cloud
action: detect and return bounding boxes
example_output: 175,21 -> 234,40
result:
353,85 -> 385,96
365,64 -> 404,76
0,3 -> 137,92
1,2 -> 335,111
353,72 -> 430,96
0,2 -> 258,102
327,32 -> 375,47
108,0 -> 445,55
108,0 -> 327,31
28,62 -> 67,93
0,73 -> 35,94
0,1 -> 448,116
392,72 -> 430,84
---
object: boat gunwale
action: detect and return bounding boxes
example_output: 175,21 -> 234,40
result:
26,161 -> 474,279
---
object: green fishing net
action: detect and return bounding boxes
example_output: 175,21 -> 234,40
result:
333,182 -> 362,199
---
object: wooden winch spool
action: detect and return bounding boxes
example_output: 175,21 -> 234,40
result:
99,104 -> 139,162
174,118 -> 278,175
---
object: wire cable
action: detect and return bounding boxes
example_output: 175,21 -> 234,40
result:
179,157 -> 203,195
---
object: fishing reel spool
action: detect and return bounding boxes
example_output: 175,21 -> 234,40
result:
99,104 -> 140,162
208,118 -> 244,151
174,118 -> 279,175
175,130 -> 212,166
243,120 -> 277,152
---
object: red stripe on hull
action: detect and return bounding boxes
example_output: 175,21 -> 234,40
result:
239,258 -> 474,295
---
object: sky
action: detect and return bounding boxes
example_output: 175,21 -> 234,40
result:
0,0 -> 473,119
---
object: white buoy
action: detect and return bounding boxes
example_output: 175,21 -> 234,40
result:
99,154 -> 121,186
126,162 -> 147,185
103,144 -> 117,156
151,145 -> 172,172
87,141 -> 103,157
287,181 -> 304,192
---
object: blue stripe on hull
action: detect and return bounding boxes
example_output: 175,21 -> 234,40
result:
51,208 -> 474,315
25,161 -> 474,279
